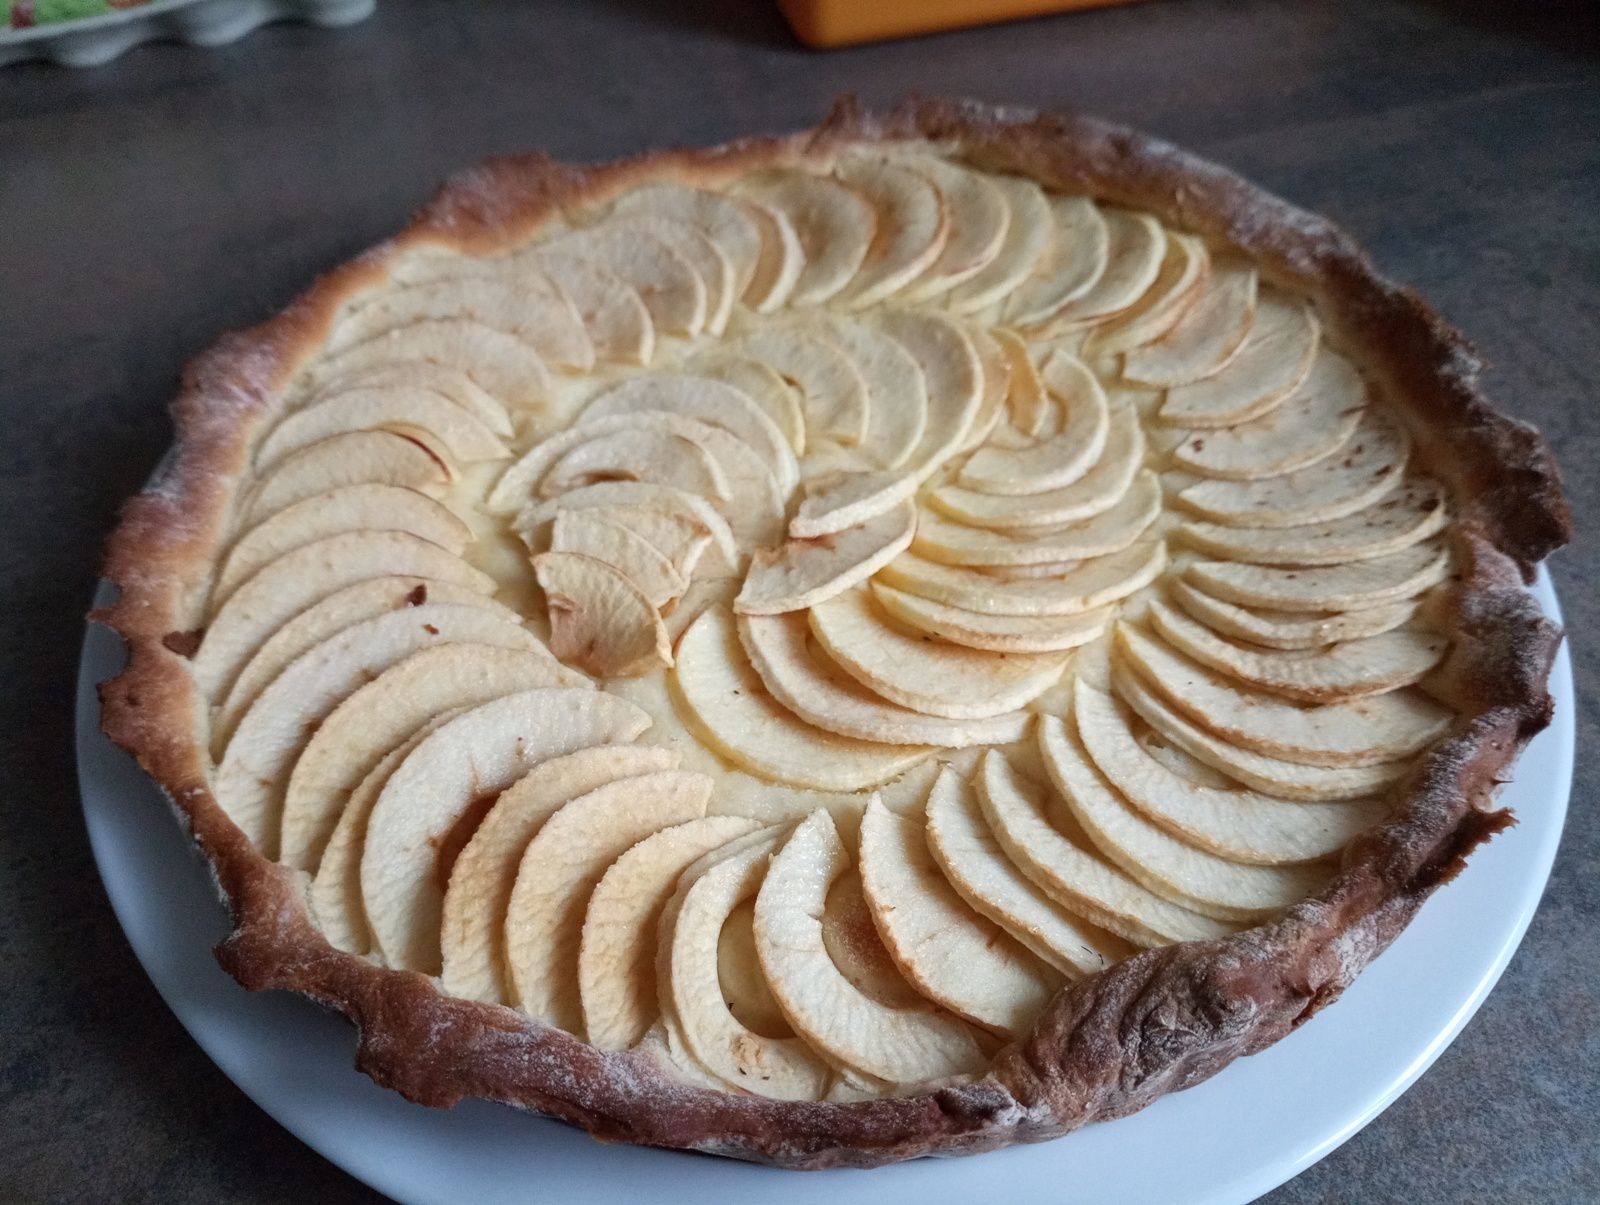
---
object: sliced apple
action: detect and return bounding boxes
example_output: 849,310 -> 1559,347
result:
569,503 -> 712,581
1172,579 -> 1417,651
280,642 -> 584,873
958,351 -> 1110,494
738,612 -> 1030,747
1084,231 -> 1209,356
737,170 -> 875,306
194,530 -> 496,702
579,814 -> 763,1048
727,326 -> 870,447
991,329 -> 1049,438
296,359 -> 514,437
915,470 -> 1160,567
946,174 -> 1052,313
213,603 -> 541,855
869,583 -> 1110,654
659,828 -> 832,1098
975,751 -> 1233,946
1046,209 -> 1165,328
878,540 -> 1165,618
956,327 -> 1012,455
534,551 -> 672,678
550,510 -> 688,609
1123,264 -> 1258,387
808,587 -> 1069,719
439,745 -> 680,1004
735,498 -> 915,615
804,317 -> 928,470
524,251 -> 654,366
1159,294 -> 1319,427
540,226 -> 706,337
671,606 -> 931,791
613,182 -> 763,297
834,155 -> 949,308
504,769 -> 713,1031
511,480 -> 739,571
896,156 -> 1008,301
790,470 -> 918,539
310,317 -> 554,408
1111,663 -> 1406,802
603,216 -> 735,337
1003,195 -> 1110,326
1116,622 -> 1453,767
1039,713 -> 1330,920
1181,477 -> 1448,567
255,385 -> 509,470
923,765 -> 1132,976
241,430 -> 452,526
754,811 -> 986,1084
360,687 -> 651,972
686,353 -> 807,453
538,424 -> 731,503
1185,541 -> 1451,612
739,196 -> 806,312
870,309 -> 983,478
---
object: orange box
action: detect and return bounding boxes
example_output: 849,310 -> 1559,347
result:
779,0 -> 1139,48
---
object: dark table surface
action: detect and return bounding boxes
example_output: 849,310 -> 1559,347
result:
2,1 -> 1596,1201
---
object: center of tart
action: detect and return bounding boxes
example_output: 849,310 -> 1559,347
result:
194,143 -> 1459,1102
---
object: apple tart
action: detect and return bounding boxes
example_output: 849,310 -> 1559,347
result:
97,98 -> 1569,1166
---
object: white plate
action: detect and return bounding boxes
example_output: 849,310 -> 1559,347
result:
75,573 -> 1573,1205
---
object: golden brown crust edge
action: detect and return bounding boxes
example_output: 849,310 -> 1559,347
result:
93,96 -> 1569,1168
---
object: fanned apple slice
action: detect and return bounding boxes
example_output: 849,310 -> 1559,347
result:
1084,231 -> 1209,356
1073,681 -> 1388,864
897,156 -> 1008,300
581,373 -> 799,495
255,386 -> 509,470
1116,622 -> 1452,766
360,687 -> 651,973
194,531 -> 496,702
216,485 -> 469,605
737,171 -> 875,306
538,424 -> 731,503
660,828 -> 832,1098
991,328 -> 1049,437
1172,351 -> 1364,480
541,226 -> 707,337
535,551 -> 673,678
806,318 -> 928,469
213,577 -> 510,754
878,541 -> 1165,618
550,510 -> 688,609
612,182 -> 763,298
512,481 -> 739,571
1179,409 -> 1410,528
296,360 -> 514,437
671,607 -> 931,791
923,766 -> 1131,976
1123,264 -> 1258,387
213,604 -> 541,856
1180,477 -> 1448,566
976,752 -> 1232,946
1159,294 -> 1319,427
957,327 -> 1012,454
440,745 -> 679,1004
1000,195 -> 1108,326
1147,597 -> 1447,703
604,216 -> 736,336
1047,209 -> 1165,327
242,430 -> 452,525
790,470 -> 918,539
330,275 -> 593,371
504,769 -> 713,1031
870,584 -> 1111,654
809,587 -> 1069,719
740,197 -> 806,312
579,814 -> 763,1048
1172,579 -> 1417,651
958,351 -> 1110,494
859,796 -> 1057,1036
525,252 -> 654,366
566,503 -> 712,581
310,316 -> 554,407
735,498 -> 915,615
738,612 -> 1030,747
946,174 -> 1052,313
687,354 -> 807,453
728,326 -> 871,447
834,155 -> 949,308
281,642 -> 584,873
1111,664 -> 1406,802
1186,542 -> 1451,612
754,811 -> 986,1084
871,309 -> 984,478
935,403 -> 1142,528
1039,714 -> 1330,920
915,470 -> 1160,567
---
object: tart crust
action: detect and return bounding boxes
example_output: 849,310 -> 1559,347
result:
94,96 -> 1569,1167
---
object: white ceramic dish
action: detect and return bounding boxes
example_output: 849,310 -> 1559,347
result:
75,573 -> 1573,1205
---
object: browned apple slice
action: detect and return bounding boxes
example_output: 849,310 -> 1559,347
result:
958,351 -> 1110,493
737,170 -> 875,306
736,498 -> 915,615
1123,264 -> 1258,387
877,541 -> 1165,618
1185,541 -> 1451,612
534,551 -> 673,678
946,174 -> 1052,313
1159,294 -> 1319,427
310,317 -> 554,408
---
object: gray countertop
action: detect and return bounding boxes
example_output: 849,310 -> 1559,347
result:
1,1 -> 1595,1200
